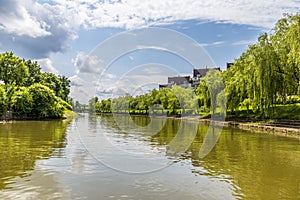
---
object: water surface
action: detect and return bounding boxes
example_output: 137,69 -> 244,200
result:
0,114 -> 299,199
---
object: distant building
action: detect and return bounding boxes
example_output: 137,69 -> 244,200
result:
159,75 -> 191,89
191,67 -> 221,88
159,67 -> 221,90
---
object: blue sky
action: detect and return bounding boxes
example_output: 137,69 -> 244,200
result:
0,0 -> 299,102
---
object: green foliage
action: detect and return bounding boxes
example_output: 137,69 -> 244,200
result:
171,85 -> 198,115
0,52 -> 29,85
95,86 -> 200,116
11,87 -> 33,116
95,99 -> 111,113
23,59 -> 42,86
88,97 -> 98,113
223,13 -> 300,118
0,52 -> 72,119
95,14 -> 300,120
0,85 -> 6,115
73,100 -> 88,112
40,73 -> 70,101
195,69 -> 226,116
28,84 -> 64,118
58,98 -> 73,111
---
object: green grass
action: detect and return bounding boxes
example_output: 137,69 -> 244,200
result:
271,103 -> 300,119
226,103 -> 300,120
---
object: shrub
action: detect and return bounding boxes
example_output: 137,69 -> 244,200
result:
11,87 -> 32,116
28,83 -> 63,118
0,85 -> 6,115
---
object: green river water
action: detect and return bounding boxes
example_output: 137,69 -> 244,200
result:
0,114 -> 299,199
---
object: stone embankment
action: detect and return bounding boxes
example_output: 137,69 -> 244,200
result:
198,119 -> 300,139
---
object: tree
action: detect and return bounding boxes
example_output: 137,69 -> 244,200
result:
171,85 -> 197,115
0,52 -> 72,119
0,52 -> 29,86
24,59 -> 42,86
88,97 -> 98,113
11,87 -> 33,116
165,88 -> 180,115
59,75 -> 71,101
40,73 -> 70,101
0,85 -> 6,115
223,14 -> 300,117
28,83 -> 63,118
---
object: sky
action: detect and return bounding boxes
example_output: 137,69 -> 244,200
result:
0,0 -> 299,102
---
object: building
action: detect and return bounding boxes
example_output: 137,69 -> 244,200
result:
159,67 -> 221,90
159,75 -> 191,89
191,67 -> 221,88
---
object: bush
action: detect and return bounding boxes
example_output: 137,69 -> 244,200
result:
287,95 -> 300,104
28,83 -> 63,118
0,85 -> 6,115
11,87 -> 33,116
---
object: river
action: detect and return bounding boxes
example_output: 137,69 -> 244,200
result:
0,114 -> 299,200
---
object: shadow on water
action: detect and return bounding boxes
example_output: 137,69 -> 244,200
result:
0,120 -> 71,190
97,114 -> 300,200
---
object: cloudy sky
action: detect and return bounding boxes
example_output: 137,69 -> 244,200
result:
0,0 -> 299,102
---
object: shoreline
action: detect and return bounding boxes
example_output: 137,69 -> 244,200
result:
224,121 -> 300,139
98,112 -> 300,139
0,110 -> 78,123
2,111 -> 299,139
179,117 -> 300,139
201,119 -> 299,139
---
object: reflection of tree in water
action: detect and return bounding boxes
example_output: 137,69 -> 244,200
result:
152,120 -> 300,200
0,120 -> 70,189
190,128 -> 300,200
96,114 -> 300,199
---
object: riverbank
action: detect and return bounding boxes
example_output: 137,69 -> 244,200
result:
97,112 -> 300,139
223,120 -> 300,139
180,117 -> 300,139
0,110 -> 78,122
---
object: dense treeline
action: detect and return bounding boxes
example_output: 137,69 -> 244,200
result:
95,85 -> 198,116
95,70 -> 225,117
224,14 -> 300,117
94,14 -> 300,119
0,52 -> 72,119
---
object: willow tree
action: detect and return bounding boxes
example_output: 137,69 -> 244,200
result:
0,85 -> 6,115
271,14 -> 300,97
223,14 -> 300,117
252,34 -> 280,115
195,69 -> 225,115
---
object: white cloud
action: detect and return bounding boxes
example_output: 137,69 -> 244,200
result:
35,58 -> 59,74
0,0 -> 298,61
52,0 -> 299,30
72,52 -> 104,74
0,0 -> 79,59
69,75 -> 85,87
199,41 -> 226,47
0,0 -> 51,38
136,45 -> 169,51
2,0 -> 298,101
70,62 -> 180,102
232,39 -> 257,46
2,0 -> 297,40
101,72 -> 117,79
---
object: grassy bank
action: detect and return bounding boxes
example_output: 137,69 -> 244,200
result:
225,103 -> 300,120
